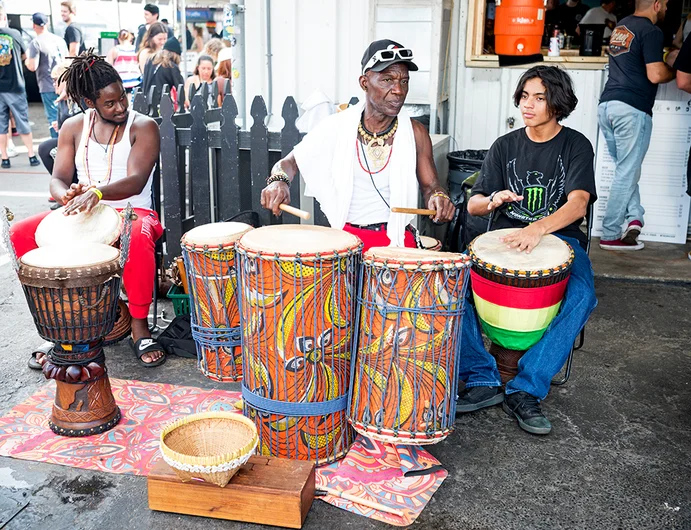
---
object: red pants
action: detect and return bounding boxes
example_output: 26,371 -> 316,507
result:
343,223 -> 416,252
9,208 -> 163,320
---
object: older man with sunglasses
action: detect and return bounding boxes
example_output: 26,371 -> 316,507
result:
260,39 -> 455,250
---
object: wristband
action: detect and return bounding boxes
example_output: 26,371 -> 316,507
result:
267,173 -> 290,186
89,188 -> 103,201
488,191 -> 498,205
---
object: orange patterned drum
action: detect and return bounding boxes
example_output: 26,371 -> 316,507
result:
349,247 -> 470,444
181,222 -> 253,382
237,225 -> 362,464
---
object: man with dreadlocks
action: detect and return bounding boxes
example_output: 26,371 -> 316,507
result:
9,50 -> 166,368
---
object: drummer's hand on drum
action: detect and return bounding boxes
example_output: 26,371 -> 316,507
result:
488,190 -> 523,211
500,223 -> 546,254
260,181 -> 290,216
63,188 -> 100,215
60,183 -> 87,205
427,193 -> 455,224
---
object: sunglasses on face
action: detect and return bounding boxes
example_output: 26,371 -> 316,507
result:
362,47 -> 414,73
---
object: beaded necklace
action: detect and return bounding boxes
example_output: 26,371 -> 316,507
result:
82,110 -> 121,186
358,114 -> 398,172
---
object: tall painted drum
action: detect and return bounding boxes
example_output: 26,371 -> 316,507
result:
236,225 -> 362,464
467,229 -> 574,382
349,248 -> 471,445
17,244 -> 122,436
181,222 -> 253,382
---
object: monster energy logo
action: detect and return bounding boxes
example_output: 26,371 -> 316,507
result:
524,186 -> 545,213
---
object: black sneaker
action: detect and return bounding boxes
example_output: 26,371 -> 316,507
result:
503,391 -> 552,435
29,156 -> 40,167
456,386 -> 504,413
1,159 -> 9,169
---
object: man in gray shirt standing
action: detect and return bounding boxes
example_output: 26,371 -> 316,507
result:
25,13 -> 67,139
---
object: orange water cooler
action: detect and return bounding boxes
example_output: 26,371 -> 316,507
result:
494,0 -> 546,56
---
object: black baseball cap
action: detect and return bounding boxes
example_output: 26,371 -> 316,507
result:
361,39 -> 418,74
32,13 -> 48,27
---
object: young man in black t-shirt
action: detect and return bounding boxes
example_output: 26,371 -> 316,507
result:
457,66 -> 598,436
60,0 -> 85,56
597,0 -> 674,250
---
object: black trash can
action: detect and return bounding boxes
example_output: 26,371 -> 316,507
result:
445,150 -> 489,252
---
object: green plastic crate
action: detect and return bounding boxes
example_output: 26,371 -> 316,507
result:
167,284 -> 190,316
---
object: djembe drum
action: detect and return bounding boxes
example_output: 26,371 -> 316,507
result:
236,225 -> 362,464
349,247 -> 470,445
17,243 -> 124,436
419,235 -> 442,251
36,204 -> 131,346
467,229 -> 574,383
181,222 -> 253,382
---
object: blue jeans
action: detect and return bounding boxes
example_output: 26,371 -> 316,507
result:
459,235 -> 597,400
40,92 -> 58,139
597,101 -> 652,241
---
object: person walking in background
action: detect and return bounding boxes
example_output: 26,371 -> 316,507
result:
141,37 -> 184,111
0,5 -> 40,169
191,26 -> 204,52
184,55 -> 215,109
25,13 -> 68,139
214,46 -> 232,106
135,4 -> 173,52
60,0 -> 85,56
107,29 -> 141,95
597,0 -> 674,251
137,22 -> 167,74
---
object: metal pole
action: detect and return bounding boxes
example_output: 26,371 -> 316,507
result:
180,0 -> 188,81
266,0 -> 272,121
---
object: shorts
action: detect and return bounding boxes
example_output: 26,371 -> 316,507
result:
0,92 -> 31,135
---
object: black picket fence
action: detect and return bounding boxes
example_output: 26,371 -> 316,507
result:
132,81 -> 339,266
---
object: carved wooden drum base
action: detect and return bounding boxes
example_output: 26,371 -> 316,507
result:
49,375 -> 121,437
488,343 -> 525,385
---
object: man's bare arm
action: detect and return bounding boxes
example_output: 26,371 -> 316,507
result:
50,115 -> 82,202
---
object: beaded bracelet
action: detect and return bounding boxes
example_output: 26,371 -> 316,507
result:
266,173 -> 290,186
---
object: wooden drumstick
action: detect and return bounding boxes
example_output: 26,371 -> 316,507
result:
279,204 -> 311,220
317,487 -> 405,518
391,207 -> 436,216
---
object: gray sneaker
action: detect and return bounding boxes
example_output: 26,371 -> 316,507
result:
503,391 -> 552,435
456,386 -> 504,413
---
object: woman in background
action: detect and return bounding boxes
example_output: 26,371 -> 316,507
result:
107,29 -> 141,94
201,38 -> 226,62
142,37 -> 185,112
185,55 -> 215,108
191,26 -> 205,52
215,46 -> 232,107
137,21 -> 168,73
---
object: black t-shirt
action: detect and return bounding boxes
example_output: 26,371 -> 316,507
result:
0,28 -> 26,93
64,23 -> 86,54
141,59 -> 184,108
471,127 -> 597,247
600,16 -> 664,116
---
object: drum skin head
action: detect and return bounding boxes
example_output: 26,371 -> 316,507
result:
238,225 -> 361,256
470,229 -> 571,271
182,222 -> 253,249
365,246 -> 469,270
21,243 -> 120,269
35,204 -> 123,247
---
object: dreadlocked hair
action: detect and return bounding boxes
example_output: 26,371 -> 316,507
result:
59,49 -> 122,111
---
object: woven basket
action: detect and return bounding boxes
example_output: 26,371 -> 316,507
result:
160,412 -> 258,487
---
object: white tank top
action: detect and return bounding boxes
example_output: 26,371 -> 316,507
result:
346,140 -> 392,225
75,109 -> 154,210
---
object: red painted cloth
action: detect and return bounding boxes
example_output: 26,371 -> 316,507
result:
9,208 -> 163,320
343,223 -> 416,252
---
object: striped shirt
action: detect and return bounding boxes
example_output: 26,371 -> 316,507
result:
113,44 -> 141,89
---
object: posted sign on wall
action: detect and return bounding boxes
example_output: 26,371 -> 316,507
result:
594,101 -> 691,244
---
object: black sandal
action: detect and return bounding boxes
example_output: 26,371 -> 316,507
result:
29,342 -> 53,370
128,337 -> 166,368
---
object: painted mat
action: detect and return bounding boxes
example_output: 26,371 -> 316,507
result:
316,436 -> 447,526
0,379 -> 242,476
